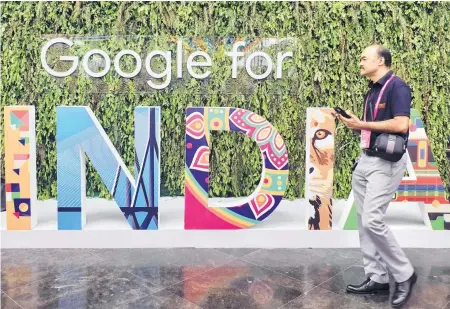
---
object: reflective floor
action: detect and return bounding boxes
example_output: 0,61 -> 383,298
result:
1,248 -> 449,309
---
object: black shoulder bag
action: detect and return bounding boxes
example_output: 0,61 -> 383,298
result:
371,133 -> 408,162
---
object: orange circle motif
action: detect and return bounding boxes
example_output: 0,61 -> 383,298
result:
210,118 -> 223,130
263,176 -> 272,187
19,203 -> 29,212
432,200 -> 440,208
256,194 -> 266,205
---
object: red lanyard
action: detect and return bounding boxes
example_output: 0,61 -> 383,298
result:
363,74 -> 395,121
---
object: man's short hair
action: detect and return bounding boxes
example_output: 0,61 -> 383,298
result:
375,45 -> 392,67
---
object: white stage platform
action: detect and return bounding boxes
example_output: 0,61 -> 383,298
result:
1,198 -> 449,248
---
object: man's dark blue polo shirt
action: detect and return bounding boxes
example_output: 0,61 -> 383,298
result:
363,70 -> 412,148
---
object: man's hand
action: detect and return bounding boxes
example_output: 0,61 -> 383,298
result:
336,110 -> 410,134
336,110 -> 363,130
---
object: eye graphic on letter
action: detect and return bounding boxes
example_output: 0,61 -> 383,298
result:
314,129 -> 331,141
312,129 -> 332,165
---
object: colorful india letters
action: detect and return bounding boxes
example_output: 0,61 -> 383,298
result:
2,106 -> 449,230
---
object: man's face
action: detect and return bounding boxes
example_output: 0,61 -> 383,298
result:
359,46 -> 382,77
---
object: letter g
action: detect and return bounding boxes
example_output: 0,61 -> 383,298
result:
41,38 -> 78,77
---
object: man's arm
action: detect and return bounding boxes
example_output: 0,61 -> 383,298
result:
359,116 -> 409,134
337,112 -> 409,134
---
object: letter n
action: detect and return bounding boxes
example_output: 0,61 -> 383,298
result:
56,106 -> 160,230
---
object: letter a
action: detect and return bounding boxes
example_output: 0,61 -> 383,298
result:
339,109 -> 450,230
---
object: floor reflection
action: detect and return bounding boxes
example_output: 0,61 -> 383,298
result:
1,248 -> 449,309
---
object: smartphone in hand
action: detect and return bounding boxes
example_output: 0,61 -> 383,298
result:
334,107 -> 351,119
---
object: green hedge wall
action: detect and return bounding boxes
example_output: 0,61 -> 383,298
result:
1,2 -> 449,200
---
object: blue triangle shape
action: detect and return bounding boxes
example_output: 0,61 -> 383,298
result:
148,217 -> 158,230
135,212 -> 147,227
10,113 -> 24,127
19,139 -> 26,146
13,169 -> 20,175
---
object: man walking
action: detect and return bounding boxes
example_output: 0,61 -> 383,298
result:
336,44 -> 416,308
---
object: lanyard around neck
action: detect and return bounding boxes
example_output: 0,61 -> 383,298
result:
364,74 -> 395,122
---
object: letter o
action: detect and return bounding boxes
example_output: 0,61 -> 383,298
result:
245,52 -> 273,80
82,49 -> 111,78
114,50 -> 142,78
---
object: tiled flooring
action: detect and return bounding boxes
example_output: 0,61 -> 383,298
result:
1,248 -> 449,309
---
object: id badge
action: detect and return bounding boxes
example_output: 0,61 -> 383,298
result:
360,129 -> 371,149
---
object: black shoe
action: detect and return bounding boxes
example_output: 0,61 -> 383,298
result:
346,278 -> 390,294
391,272 -> 417,308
